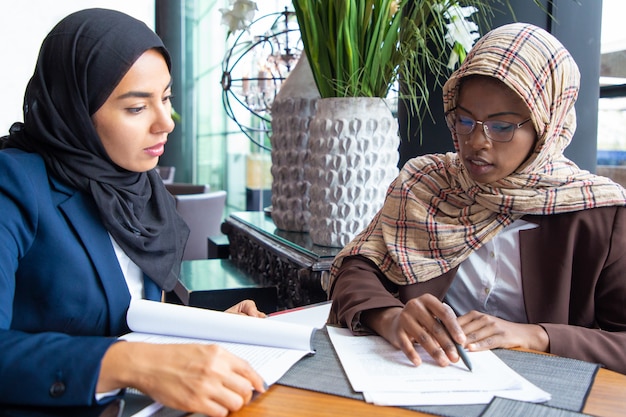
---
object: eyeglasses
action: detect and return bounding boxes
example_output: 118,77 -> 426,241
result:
444,109 -> 531,143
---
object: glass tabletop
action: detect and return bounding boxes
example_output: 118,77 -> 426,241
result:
229,211 -> 342,260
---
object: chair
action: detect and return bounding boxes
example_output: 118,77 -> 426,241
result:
156,165 -> 176,184
174,190 -> 227,260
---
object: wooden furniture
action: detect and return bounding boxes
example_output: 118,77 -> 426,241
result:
202,366 -> 626,417
165,259 -> 279,313
222,211 -> 342,309
165,182 -> 210,195
5,350 -> 624,417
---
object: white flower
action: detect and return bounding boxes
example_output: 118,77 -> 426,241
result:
436,2 -> 480,69
220,0 -> 258,34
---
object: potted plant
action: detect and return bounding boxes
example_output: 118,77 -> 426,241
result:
292,0 -> 491,126
288,0 -> 488,247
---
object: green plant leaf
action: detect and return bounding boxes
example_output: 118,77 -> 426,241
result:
292,0 -> 514,140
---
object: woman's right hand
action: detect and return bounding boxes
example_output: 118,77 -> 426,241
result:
98,341 -> 266,417
361,294 -> 467,368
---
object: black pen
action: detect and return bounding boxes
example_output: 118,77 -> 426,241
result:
437,318 -> 473,372
453,339 -> 473,372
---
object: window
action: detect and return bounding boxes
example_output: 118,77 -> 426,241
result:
598,0 -> 626,167
188,0 -> 293,212
177,1 -> 625,208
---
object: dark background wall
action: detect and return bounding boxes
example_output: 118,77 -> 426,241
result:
156,0 -> 193,183
398,0 -> 603,173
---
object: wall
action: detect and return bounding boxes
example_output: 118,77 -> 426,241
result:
0,0 -> 154,135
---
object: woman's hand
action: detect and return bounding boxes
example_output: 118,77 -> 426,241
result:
361,294 -> 467,367
225,299 -> 267,318
98,341 -> 267,417
96,301 -> 268,415
458,310 -> 550,353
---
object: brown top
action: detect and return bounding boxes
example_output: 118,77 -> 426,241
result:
328,206 -> 626,375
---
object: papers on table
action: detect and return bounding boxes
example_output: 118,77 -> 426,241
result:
121,300 -> 317,385
327,326 -> 551,406
268,300 -> 331,328
120,301 -> 332,417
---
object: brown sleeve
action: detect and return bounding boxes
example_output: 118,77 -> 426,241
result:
328,255 -> 457,334
328,256 -> 403,333
538,208 -> 626,375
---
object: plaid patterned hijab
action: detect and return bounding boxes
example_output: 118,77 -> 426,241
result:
330,23 -> 626,286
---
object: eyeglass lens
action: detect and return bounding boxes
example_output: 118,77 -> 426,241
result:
446,113 -> 519,142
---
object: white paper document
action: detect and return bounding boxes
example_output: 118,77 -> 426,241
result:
327,326 -> 551,406
121,300 -> 317,385
267,300 -> 331,328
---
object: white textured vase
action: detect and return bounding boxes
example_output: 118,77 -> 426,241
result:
269,53 -> 320,231
307,97 -> 400,247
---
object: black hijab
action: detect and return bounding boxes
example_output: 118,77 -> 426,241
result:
3,8 -> 189,291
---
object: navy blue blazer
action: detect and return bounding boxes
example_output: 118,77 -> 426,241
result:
0,149 -> 160,407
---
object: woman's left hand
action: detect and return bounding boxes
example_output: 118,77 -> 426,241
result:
458,310 -> 549,352
225,299 -> 267,318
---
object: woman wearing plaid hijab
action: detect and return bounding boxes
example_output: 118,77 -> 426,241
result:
328,23 -> 626,375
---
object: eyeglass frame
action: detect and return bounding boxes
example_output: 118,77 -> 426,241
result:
444,108 -> 532,143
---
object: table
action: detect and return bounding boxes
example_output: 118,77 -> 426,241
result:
215,365 -> 626,417
222,211 -> 342,309
165,259 -> 279,312
3,364 -> 622,417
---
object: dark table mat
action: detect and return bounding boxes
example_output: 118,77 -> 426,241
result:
478,397 -> 593,417
278,327 -> 599,417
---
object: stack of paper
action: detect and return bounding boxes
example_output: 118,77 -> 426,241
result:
121,300 -> 332,417
327,326 -> 551,406
122,300 -> 318,385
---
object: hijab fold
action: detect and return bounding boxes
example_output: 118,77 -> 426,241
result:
330,23 -> 626,287
4,8 -> 189,291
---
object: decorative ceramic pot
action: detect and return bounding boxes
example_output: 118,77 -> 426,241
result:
307,97 -> 400,247
269,53 -> 319,231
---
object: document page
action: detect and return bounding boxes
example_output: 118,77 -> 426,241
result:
268,300 -> 331,328
126,299 -> 315,351
121,332 -> 310,385
327,326 -> 550,406
120,301 -> 327,415
121,300 -> 319,385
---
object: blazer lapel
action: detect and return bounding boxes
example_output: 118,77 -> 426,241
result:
519,216 -> 571,324
52,178 -> 131,334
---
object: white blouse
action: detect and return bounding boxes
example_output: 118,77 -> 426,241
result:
96,235 -> 144,401
445,218 -> 538,323
108,233 -> 144,299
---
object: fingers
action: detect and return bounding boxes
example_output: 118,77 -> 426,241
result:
399,296 -> 467,367
199,389 -> 243,417
233,354 -> 267,394
458,311 -> 520,351
225,300 -> 267,317
126,343 -> 266,417
396,331 -> 423,366
415,314 -> 457,367
438,303 -> 467,345
212,370 -> 256,410
192,357 -> 265,417
213,348 -> 267,403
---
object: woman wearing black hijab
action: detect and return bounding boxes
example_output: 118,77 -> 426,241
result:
0,8 -> 265,415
